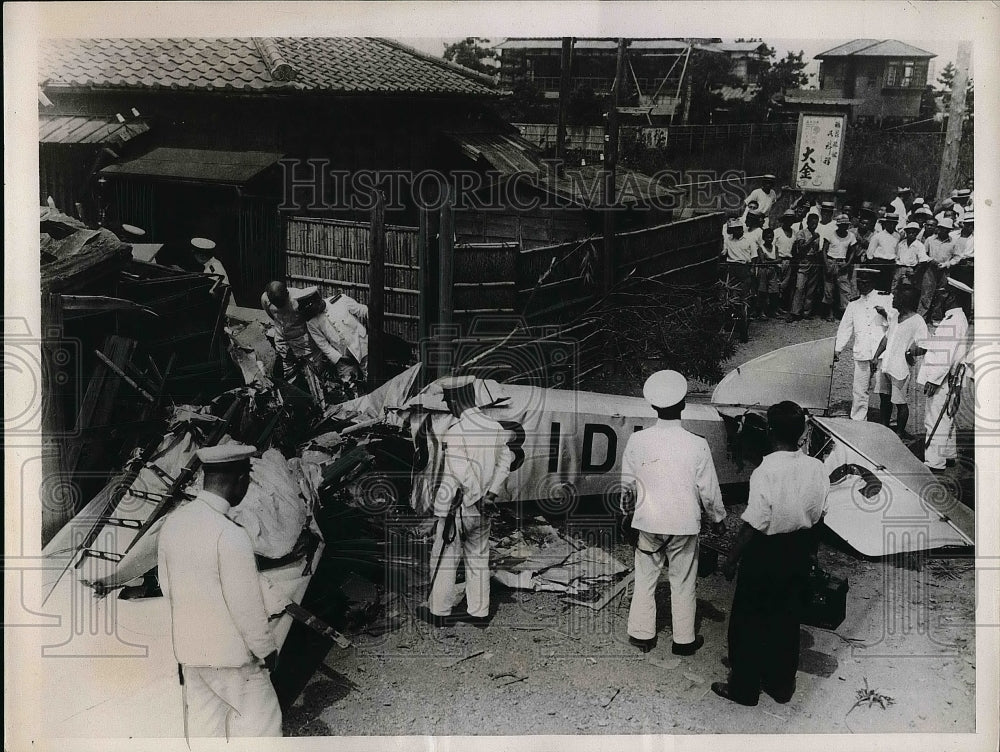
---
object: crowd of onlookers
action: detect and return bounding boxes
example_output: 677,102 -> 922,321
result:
722,176 -> 974,326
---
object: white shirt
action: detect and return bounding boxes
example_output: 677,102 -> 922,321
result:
836,291 -> 894,361
724,233 -> 757,263
896,238 -> 928,267
879,312 -> 928,380
890,197 -> 909,226
622,420 -> 725,535
926,236 -> 959,268
867,228 -> 899,261
158,491 -> 278,667
322,294 -> 369,363
917,308 -> 970,386
433,407 -> 514,515
825,229 -> 856,261
306,313 -> 347,364
773,227 -> 795,259
745,187 -> 778,217
742,451 -> 829,535
817,220 -> 837,245
952,232 -> 974,259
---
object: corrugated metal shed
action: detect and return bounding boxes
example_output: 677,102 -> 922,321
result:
39,115 -> 149,145
446,132 -> 541,175
100,147 -> 284,184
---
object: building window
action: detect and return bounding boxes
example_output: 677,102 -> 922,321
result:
886,60 -> 927,88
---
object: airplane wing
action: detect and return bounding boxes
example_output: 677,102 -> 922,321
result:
811,416 -> 974,556
712,337 -> 836,412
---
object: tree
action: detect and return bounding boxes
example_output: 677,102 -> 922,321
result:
937,61 -> 956,106
760,50 -> 808,95
442,37 -> 499,77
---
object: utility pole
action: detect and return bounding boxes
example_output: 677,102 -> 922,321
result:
936,42 -> 971,199
555,37 -> 574,169
601,38 -> 627,296
437,185 -> 455,378
367,191 -> 385,390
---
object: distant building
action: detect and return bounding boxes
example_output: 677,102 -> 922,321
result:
784,39 -> 935,125
497,38 -> 768,120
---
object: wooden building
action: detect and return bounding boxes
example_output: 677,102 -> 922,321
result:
38,37 -> 516,305
785,39 -> 935,126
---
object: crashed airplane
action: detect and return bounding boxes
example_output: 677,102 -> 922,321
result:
38,334 -> 973,737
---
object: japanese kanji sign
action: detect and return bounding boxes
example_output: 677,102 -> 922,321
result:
792,113 -> 846,192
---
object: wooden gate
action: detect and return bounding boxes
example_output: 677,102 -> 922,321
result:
284,216 -> 419,341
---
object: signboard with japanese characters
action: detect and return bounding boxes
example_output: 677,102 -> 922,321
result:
792,113 -> 846,192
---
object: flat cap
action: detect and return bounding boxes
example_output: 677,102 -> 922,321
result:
643,370 -> 687,408
936,217 -> 954,230
121,223 -> 146,237
197,443 -> 256,465
820,201 -> 836,210
904,221 -> 921,230
291,286 -> 318,300
896,186 -> 912,193
882,213 -> 900,222
835,214 -> 851,225
781,209 -> 797,218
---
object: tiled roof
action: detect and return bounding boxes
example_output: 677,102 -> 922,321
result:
816,39 -> 935,59
40,114 -> 150,145
38,37 -> 499,97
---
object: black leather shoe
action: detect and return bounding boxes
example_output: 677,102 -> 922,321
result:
628,635 -> 657,653
762,680 -> 794,704
457,612 -> 491,628
711,682 -> 758,706
415,607 -> 462,628
672,635 -> 705,655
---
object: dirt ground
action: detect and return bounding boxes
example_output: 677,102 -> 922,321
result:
284,315 -> 977,736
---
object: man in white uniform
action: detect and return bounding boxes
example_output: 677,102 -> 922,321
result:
157,443 -> 282,739
622,370 -> 726,655
834,268 -> 893,420
916,279 -> 973,471
425,376 -> 514,625
298,287 -> 367,395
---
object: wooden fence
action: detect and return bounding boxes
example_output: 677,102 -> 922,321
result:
284,216 -> 419,341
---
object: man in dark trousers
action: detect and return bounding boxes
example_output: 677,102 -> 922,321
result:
712,401 -> 830,706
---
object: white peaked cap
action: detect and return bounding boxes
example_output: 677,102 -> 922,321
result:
643,370 -> 688,408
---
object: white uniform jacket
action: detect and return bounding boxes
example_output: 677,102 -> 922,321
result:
158,491 -> 278,667
917,308 -> 970,387
432,407 -> 515,516
622,420 -> 725,536
835,291 -> 894,361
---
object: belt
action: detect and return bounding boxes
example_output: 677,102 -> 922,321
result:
726,260 -> 750,265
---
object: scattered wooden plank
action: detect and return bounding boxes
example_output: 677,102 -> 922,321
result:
563,572 -> 634,611
94,350 -> 154,402
443,649 -> 486,669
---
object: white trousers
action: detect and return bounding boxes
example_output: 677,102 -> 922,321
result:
627,532 -> 699,644
182,663 -> 282,739
924,383 -> 956,469
851,359 -> 873,420
428,506 -> 491,618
